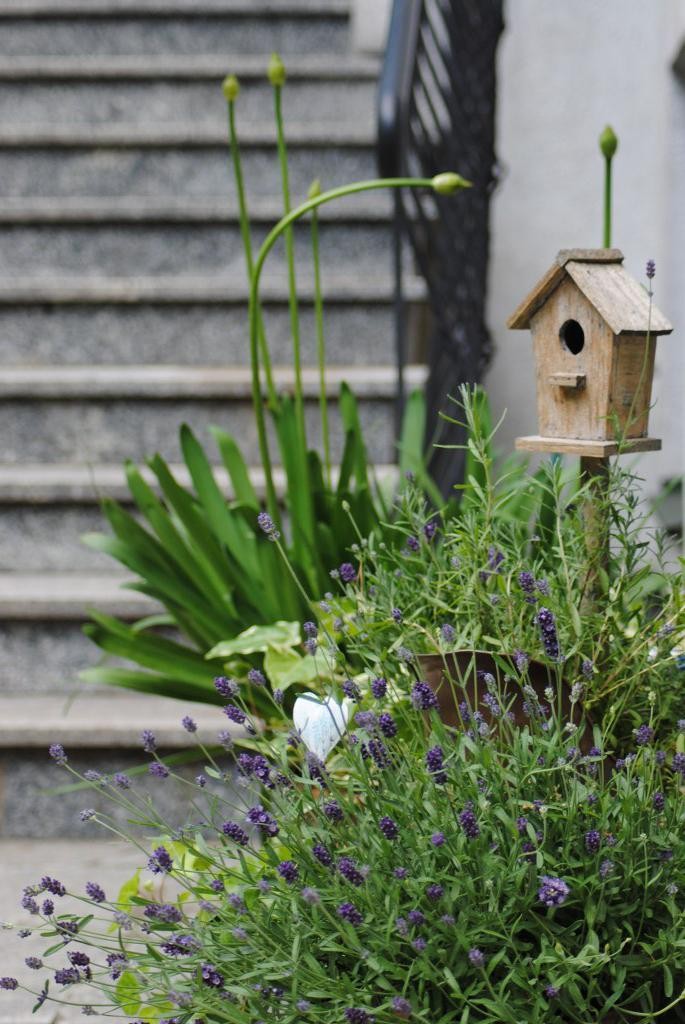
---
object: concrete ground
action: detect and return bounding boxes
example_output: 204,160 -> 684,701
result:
0,840 -> 144,1024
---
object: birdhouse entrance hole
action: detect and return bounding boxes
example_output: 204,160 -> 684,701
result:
559,319 -> 585,355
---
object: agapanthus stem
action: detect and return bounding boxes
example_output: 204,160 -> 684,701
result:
273,80 -> 306,450
225,86 -> 277,405
308,180 -> 331,485
249,174 -> 470,523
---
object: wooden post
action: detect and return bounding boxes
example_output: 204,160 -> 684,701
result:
580,455 -> 611,611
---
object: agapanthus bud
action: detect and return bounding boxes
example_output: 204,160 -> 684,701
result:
222,74 -> 239,101
267,52 -> 286,87
431,171 -> 471,194
599,124 -> 618,160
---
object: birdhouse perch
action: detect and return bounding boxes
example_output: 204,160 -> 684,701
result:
508,249 -> 672,456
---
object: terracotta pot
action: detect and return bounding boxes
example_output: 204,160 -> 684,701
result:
416,650 -> 594,753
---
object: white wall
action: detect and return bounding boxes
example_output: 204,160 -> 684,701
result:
486,0 -> 684,502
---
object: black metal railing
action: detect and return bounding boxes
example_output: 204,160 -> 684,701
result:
377,0 -> 504,493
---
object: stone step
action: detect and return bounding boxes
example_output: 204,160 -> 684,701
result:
0,1 -> 349,58
0,62 -> 376,127
0,571 -> 156,620
0,303 -> 409,367
0,694 -> 243,841
0,192 -> 392,224
0,134 -> 375,199
0,220 -> 390,277
0,461 -> 398,571
0,362 -> 424,464
0,270 -> 424,366
0,839 -> 143,1018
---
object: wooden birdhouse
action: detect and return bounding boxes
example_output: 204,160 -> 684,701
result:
507,249 -> 672,456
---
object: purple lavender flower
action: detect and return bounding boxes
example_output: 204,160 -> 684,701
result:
394,867 -> 409,879
599,859 -> 614,879
41,899 -> 54,916
67,951 -> 90,968
224,703 -> 246,724
257,511 -> 279,540
323,799 -> 343,822
201,964 -> 224,988
395,916 -> 408,935
222,821 -> 249,846
536,607 -> 560,661
378,712 -> 397,737
440,623 -> 456,645
545,985 -> 560,999
440,914 -> 455,926
431,832 -> 445,847
379,816 -> 399,840
301,886 -> 320,905
339,562 -> 357,583
214,675 -> 239,699
0,979 -> 18,991
54,968 -> 81,985
391,607 -> 403,623
148,846 -> 173,874
106,953 -> 127,979
141,729 -> 156,753
424,518 -> 438,540
406,535 -> 420,552
646,258 -> 656,279
113,772 -> 130,789
513,649 -> 529,672
407,909 -> 424,926
48,743 -> 67,766
312,842 -> 333,867
344,1009 -> 373,1024
367,737 -> 391,769
468,948 -> 486,967
412,937 -> 427,952
673,752 -> 685,776
85,882 -> 105,903
144,902 -> 182,923
458,807 -> 480,839
371,676 -> 387,699
25,957 -> 42,970
518,571 -> 535,594
411,681 -> 438,711
425,745 -> 447,784
21,892 -> 39,914
581,658 -> 594,679
246,805 -> 279,837
537,875 -> 570,907
426,883 -> 444,901
181,715 -> 197,733
634,723 -> 654,746
161,934 -> 200,957
40,876 -> 66,897
342,678 -> 361,702
79,808 -> 95,822
337,902 -> 363,926
355,711 -> 377,731
654,791 -> 665,811
585,830 -> 601,853
391,996 -> 412,1018
297,1000 -> 313,1012
338,857 -> 365,886
248,668 -> 266,687
277,861 -> 299,884
149,762 -> 169,779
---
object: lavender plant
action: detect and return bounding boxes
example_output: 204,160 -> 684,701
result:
5,659 -> 685,1021
329,387 -> 684,747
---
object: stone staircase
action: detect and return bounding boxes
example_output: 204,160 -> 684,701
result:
0,0 -> 426,864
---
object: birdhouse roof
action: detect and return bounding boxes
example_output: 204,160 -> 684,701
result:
507,249 -> 673,335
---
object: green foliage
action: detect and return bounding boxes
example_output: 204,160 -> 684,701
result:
18,629 -> 685,1021
80,61 -> 468,705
